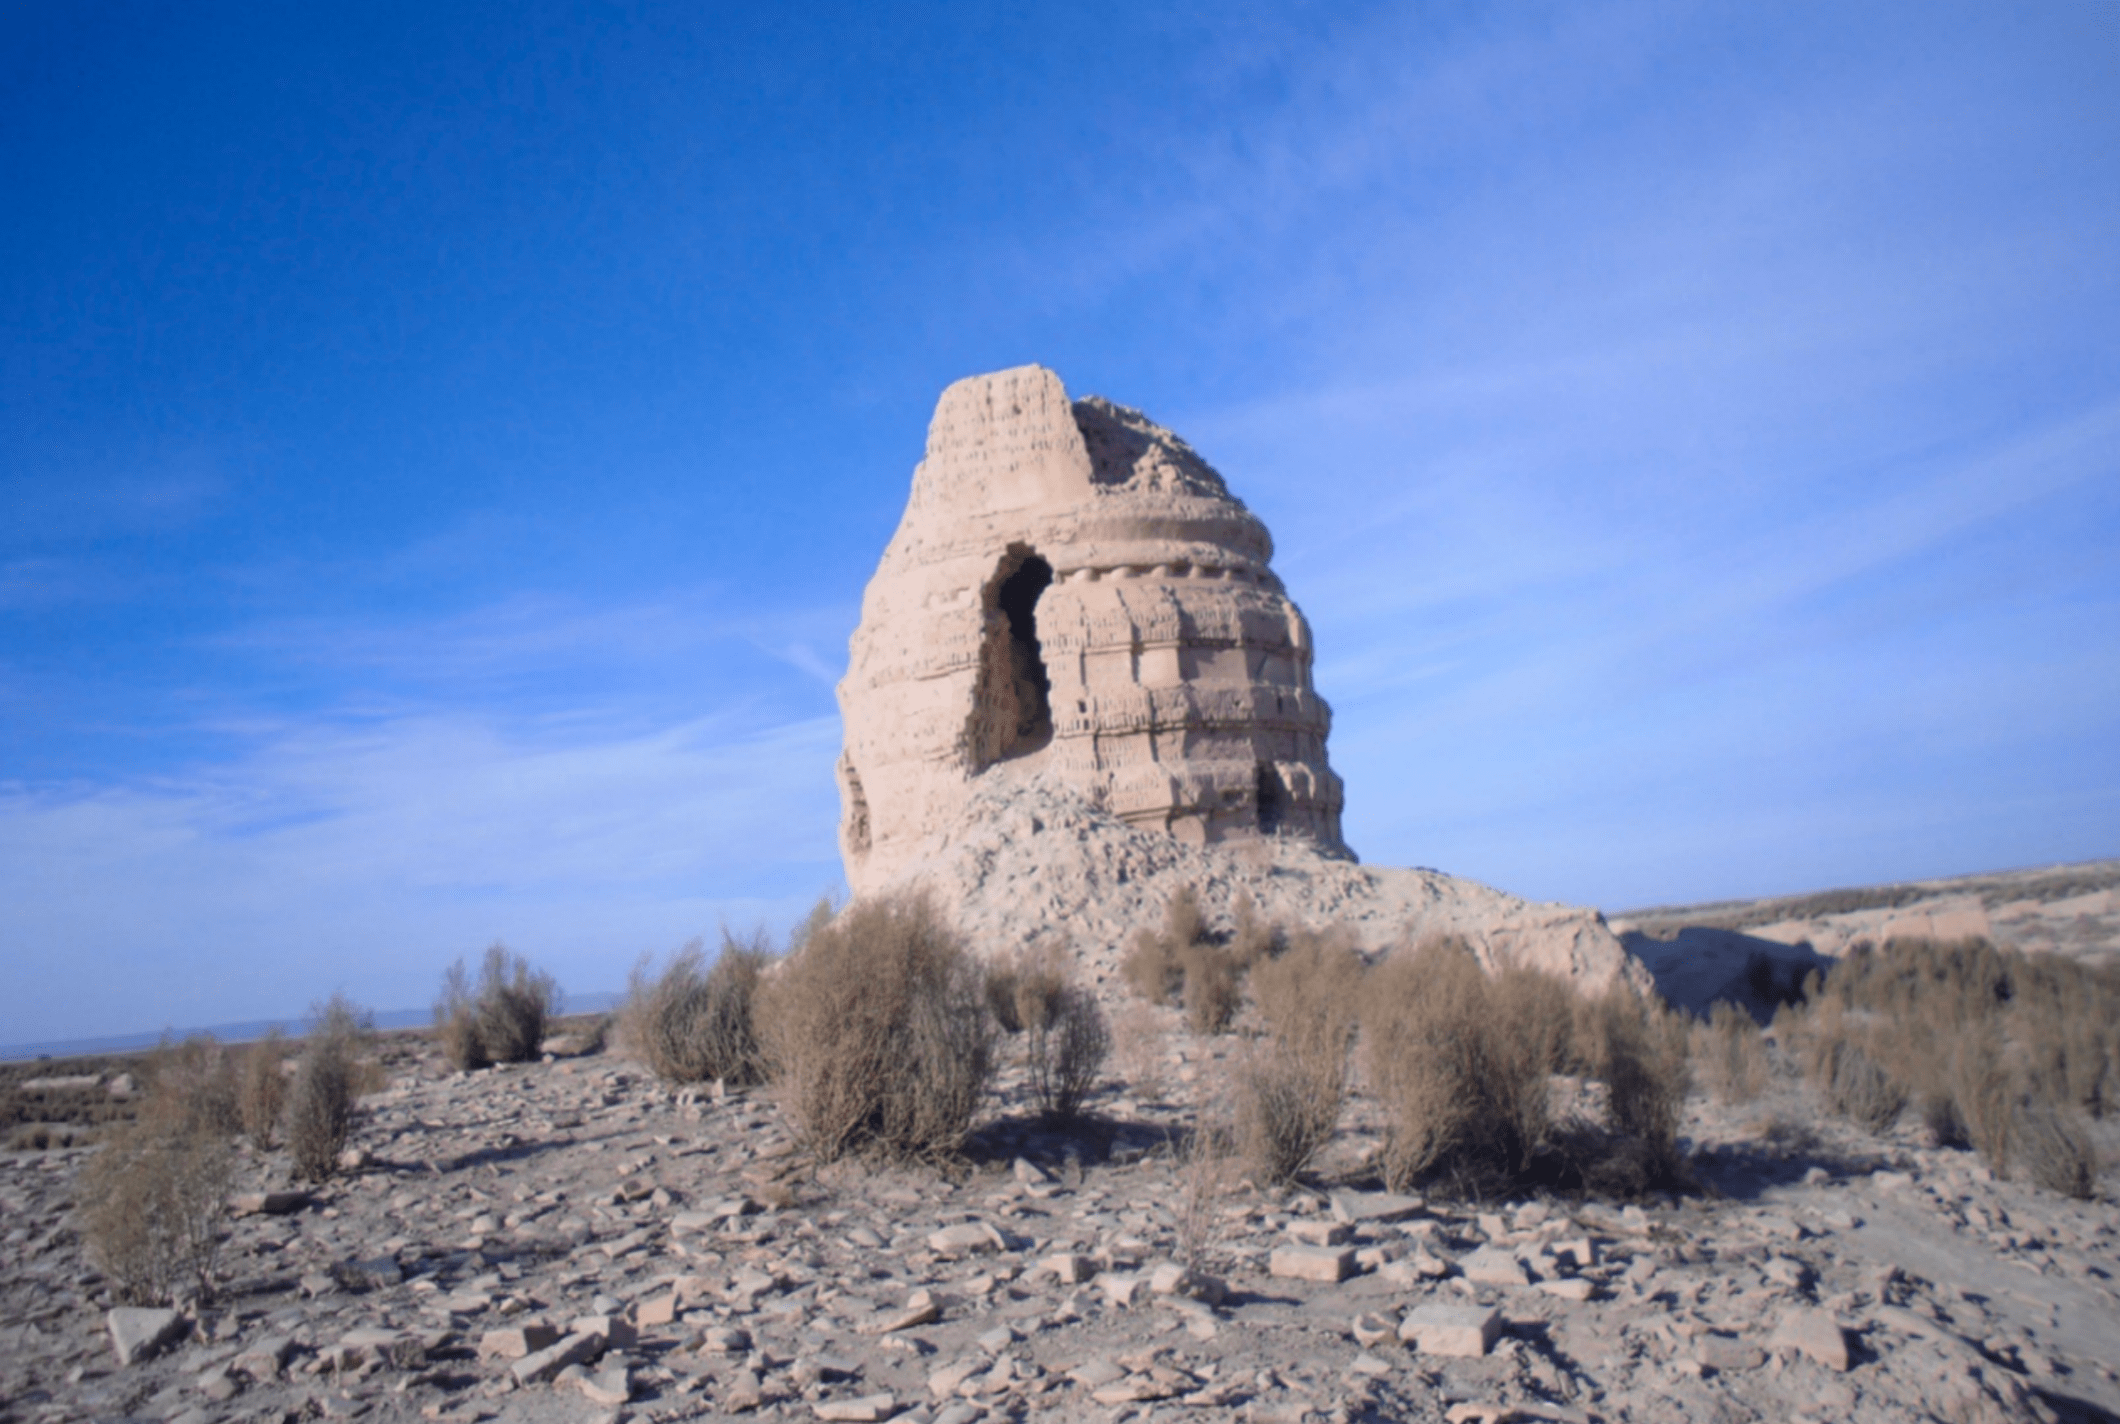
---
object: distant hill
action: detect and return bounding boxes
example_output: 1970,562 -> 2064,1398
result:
0,991 -> 623,1063
1609,858 -> 2119,1017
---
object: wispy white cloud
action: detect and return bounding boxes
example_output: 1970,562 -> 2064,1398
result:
0,708 -> 845,1046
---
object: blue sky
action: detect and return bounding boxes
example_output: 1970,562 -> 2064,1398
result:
4,1 -> 2116,1046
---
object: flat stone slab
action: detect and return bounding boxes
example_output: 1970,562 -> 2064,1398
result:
1330,1190 -> 1425,1224
107,1307 -> 185,1366
480,1322 -> 559,1360
1270,1244 -> 1355,1283
813,1394 -> 897,1421
1771,1308 -> 1850,1371
927,1222 -> 1004,1257
1459,1247 -> 1531,1285
511,1331 -> 600,1385
1400,1303 -> 1503,1358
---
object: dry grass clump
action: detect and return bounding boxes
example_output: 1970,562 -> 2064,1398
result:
1122,886 -> 1257,1034
756,891 -> 995,1162
1235,926 -> 1365,1186
986,938 -> 1069,1037
621,932 -> 773,1086
1359,939 -> 1688,1196
1790,937 -> 2114,1196
1235,1041 -> 1346,1187
237,1029 -> 290,1149
996,939 -> 1109,1122
1111,1002 -> 1169,1101
1575,985 -> 1692,1193
1248,924 -> 1364,1059
1694,1001 -> 1770,1105
287,994 -> 371,1182
1026,985 -> 1109,1123
1173,1111 -> 1235,1271
1361,940 -> 1569,1192
77,1036 -> 244,1305
76,1114 -> 232,1305
435,944 -> 560,1071
142,1035 -> 239,1139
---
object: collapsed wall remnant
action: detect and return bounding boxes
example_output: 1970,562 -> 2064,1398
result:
837,364 -> 1346,895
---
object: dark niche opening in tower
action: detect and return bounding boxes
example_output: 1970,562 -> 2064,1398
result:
1255,760 -> 1285,834
975,550 -> 1054,767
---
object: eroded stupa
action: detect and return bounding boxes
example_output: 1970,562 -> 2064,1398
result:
836,364 -> 1345,895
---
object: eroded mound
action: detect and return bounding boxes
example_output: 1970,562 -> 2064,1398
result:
879,769 -> 1648,996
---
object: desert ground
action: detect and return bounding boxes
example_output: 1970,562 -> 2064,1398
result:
4,861 -> 2117,1424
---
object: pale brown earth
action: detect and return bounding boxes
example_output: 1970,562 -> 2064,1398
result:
1612,861 -> 2120,1017
5,1016 -> 2116,1424
899,771 -> 1646,997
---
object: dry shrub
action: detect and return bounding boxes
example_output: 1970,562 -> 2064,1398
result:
1111,1002 -> 1168,1100
287,994 -> 370,1182
1694,1001 -> 1769,1105
1027,986 -> 1109,1122
435,944 -> 559,1070
1173,1116 -> 1234,1271
1577,986 -> 1692,1193
756,892 -> 995,1162
1122,886 -> 1247,1034
1948,1027 -> 2014,1165
1361,939 -> 1564,1191
1121,887 -> 1195,1004
1236,926 -> 1363,1186
142,1035 -> 239,1139
1794,937 -> 2113,1194
1181,942 -> 1245,1036
1249,925 -> 1364,1059
2016,1103 -> 2097,1199
1235,1041 -> 1344,1187
78,1033 -> 245,1303
76,1116 -> 232,1305
621,932 -> 773,1085
1228,891 -> 1282,967
237,1030 -> 289,1149
999,939 -> 1108,1120
434,960 -> 486,1071
988,938 -> 1069,1037
1364,939 -> 1685,1195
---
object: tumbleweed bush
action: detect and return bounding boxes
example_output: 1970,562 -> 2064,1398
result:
757,891 -> 995,1162
621,932 -> 773,1086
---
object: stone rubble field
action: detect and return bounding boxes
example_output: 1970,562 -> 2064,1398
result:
4,1023 -> 2117,1424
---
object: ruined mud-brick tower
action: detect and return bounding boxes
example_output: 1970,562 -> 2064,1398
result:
836,365 -> 1347,894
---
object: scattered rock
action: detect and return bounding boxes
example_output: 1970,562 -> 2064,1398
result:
927,1222 -> 1004,1258
228,1190 -> 311,1216
479,1322 -> 559,1360
1399,1304 -> 1503,1358
577,1362 -> 631,1405
863,1289 -> 941,1334
1330,1190 -> 1425,1224
1460,1248 -> 1532,1286
511,1331 -> 601,1385
1770,1308 -> 1850,1371
106,1307 -> 186,1366
1270,1244 -> 1355,1283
